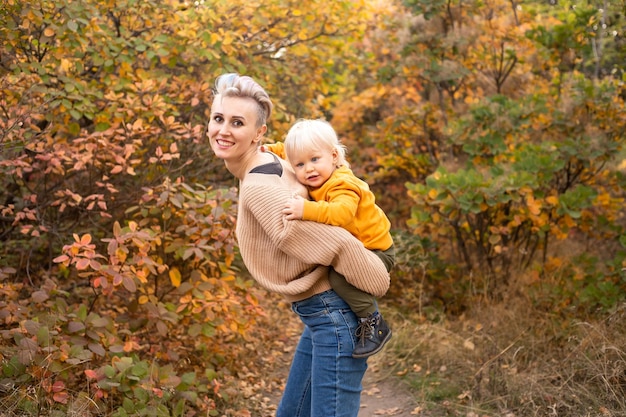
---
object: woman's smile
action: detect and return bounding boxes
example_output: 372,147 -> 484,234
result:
216,138 -> 235,148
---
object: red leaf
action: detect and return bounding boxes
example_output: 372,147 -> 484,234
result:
53,391 -> 69,404
52,381 -> 65,392
113,274 -> 123,286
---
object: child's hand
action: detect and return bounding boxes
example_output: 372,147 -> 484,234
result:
260,145 -> 267,152
282,195 -> 305,220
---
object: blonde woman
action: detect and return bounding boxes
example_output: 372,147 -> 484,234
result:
207,73 -> 390,417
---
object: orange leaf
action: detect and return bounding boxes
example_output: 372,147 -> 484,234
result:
76,258 -> 90,270
80,234 -> 92,245
53,254 -> 69,263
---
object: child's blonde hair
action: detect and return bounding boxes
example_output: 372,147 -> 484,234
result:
284,119 -> 350,168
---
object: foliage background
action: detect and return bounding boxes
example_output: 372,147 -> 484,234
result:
1,0 -> 625,415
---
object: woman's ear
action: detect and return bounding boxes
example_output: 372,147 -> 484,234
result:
254,125 -> 267,143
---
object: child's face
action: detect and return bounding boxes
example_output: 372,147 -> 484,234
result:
290,147 -> 338,188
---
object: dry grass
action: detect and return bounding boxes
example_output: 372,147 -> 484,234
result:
371,299 -> 626,417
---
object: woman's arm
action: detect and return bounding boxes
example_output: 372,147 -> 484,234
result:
242,181 -> 389,297
281,219 -> 390,297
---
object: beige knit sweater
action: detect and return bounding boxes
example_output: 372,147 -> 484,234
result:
236,156 -> 390,302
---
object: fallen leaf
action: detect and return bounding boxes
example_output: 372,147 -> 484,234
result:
374,407 -> 402,415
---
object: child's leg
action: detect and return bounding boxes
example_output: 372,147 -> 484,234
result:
328,268 -> 377,318
373,245 -> 396,274
328,268 -> 391,358
327,241 -> 395,317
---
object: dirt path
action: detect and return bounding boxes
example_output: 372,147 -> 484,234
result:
359,362 -> 420,416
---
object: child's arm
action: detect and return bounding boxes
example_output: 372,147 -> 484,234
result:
283,187 -> 359,228
260,142 -> 286,159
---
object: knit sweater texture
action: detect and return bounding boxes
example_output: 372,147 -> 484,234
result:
236,155 -> 390,302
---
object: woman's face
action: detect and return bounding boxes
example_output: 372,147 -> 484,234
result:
208,96 -> 265,162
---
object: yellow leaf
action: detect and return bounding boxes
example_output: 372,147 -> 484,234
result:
546,196 -> 559,206
169,267 -> 181,287
526,196 -> 542,215
115,248 -> 127,263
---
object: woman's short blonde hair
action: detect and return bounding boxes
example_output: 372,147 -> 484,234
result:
213,73 -> 273,128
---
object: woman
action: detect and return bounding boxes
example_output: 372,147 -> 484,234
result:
207,73 -> 390,417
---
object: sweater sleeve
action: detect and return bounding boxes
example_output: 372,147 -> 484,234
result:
242,181 -> 390,297
281,220 -> 390,297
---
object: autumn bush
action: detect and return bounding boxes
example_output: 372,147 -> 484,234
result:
333,0 -> 626,308
1,179 -> 265,414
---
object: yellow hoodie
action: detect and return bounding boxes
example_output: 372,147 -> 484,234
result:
265,142 -> 393,251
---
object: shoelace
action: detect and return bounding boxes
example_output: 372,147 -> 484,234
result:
355,317 -> 375,345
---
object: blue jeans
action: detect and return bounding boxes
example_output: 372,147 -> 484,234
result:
277,290 -> 368,417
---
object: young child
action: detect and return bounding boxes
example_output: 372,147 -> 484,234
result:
263,119 -> 395,358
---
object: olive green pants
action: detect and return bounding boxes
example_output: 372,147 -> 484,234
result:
328,245 -> 395,318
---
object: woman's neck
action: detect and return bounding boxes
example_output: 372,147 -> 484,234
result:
224,148 -> 272,180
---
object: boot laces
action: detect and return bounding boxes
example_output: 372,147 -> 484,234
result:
355,316 -> 376,344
